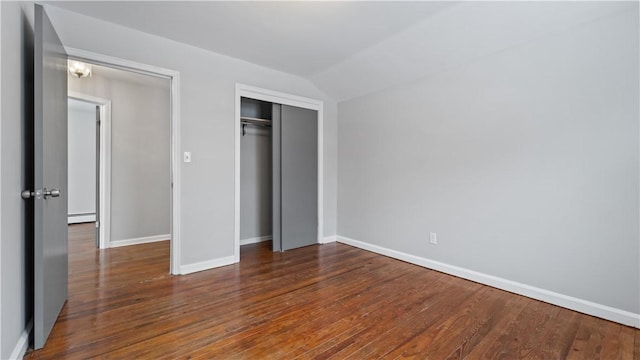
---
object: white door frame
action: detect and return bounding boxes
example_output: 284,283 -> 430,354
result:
234,83 -> 323,262
66,47 -> 182,275
67,93 -> 111,249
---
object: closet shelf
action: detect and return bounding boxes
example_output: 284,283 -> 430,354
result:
241,116 -> 271,127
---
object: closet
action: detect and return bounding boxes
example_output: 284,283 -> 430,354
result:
240,97 -> 318,252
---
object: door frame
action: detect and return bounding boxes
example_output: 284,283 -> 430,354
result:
66,47 -> 182,275
234,83 -> 324,261
67,93 -> 111,249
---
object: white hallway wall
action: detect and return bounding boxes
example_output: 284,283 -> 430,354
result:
44,5 -> 338,266
338,7 -> 639,322
69,68 -> 171,242
67,99 -> 96,221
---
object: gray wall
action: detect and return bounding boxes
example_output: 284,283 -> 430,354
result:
338,8 -> 639,314
69,67 -> 171,242
67,99 -> 96,219
0,2 -> 33,358
240,126 -> 272,241
44,4 -> 339,265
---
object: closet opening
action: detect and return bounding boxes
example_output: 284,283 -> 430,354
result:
235,85 -> 324,260
239,98 -> 274,248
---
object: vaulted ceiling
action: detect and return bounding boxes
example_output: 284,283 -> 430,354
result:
47,1 -> 634,101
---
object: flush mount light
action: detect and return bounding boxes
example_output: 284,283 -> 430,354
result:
68,61 -> 92,78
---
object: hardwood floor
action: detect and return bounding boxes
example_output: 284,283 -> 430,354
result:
25,223 -> 637,359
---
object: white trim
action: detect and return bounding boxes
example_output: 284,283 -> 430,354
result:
235,84 -> 324,263
240,235 -> 272,246
65,47 -> 182,275
337,235 -> 640,328
67,214 -> 96,224
234,88 -> 241,263
317,105 -> 324,246
8,319 -> 32,360
65,47 -> 174,80
0,2 -> 3,353
169,72 -> 181,276
236,84 -> 325,108
109,234 -> 170,248
320,235 -> 337,244
179,255 -> 236,275
68,92 -> 111,249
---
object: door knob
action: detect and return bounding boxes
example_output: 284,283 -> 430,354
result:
21,188 -> 59,200
43,188 -> 60,199
21,189 -> 43,199
21,190 -> 35,199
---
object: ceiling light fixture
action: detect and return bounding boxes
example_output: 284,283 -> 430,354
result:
68,61 -> 92,78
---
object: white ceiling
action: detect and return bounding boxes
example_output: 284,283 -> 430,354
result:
48,1 -> 455,77
311,1 -> 635,101
48,1 -> 635,102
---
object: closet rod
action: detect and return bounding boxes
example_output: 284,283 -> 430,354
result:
240,116 -> 271,125
241,116 -> 271,136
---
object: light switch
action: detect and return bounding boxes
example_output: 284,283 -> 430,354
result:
183,152 -> 192,163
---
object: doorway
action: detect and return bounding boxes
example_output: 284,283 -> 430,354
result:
66,48 -> 182,274
68,62 -> 171,254
234,84 -> 324,261
67,94 -> 110,248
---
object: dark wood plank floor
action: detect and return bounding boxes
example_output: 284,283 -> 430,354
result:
25,223 -> 638,359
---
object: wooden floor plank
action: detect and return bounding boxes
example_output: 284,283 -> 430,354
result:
635,328 -> 640,359
24,223 -> 639,359
452,294 -> 530,358
293,271 -> 454,359
384,287 -> 514,359
567,315 -> 637,360
525,306 -> 581,359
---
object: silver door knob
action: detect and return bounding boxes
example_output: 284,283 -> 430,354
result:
21,189 -> 44,200
21,190 -> 35,199
43,188 -> 60,199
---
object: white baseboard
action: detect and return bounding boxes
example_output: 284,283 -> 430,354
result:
241,235 -> 336,246
68,214 -> 96,224
9,319 -> 32,360
337,235 -> 640,328
240,235 -> 272,246
110,234 -> 170,248
179,255 -> 236,275
320,235 -> 337,244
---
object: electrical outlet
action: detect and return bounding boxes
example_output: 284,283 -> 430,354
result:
429,232 -> 437,245
183,152 -> 192,163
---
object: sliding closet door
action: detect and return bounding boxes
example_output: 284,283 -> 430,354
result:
279,105 -> 318,251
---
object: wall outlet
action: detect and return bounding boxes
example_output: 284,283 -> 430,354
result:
429,232 -> 437,245
183,151 -> 192,163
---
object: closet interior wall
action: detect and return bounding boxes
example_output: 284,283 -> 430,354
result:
239,97 -> 274,245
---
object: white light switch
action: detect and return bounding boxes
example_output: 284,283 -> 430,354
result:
183,152 -> 192,163
429,232 -> 437,245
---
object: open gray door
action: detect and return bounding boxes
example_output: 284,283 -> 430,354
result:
279,105 -> 318,251
31,4 -> 68,349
